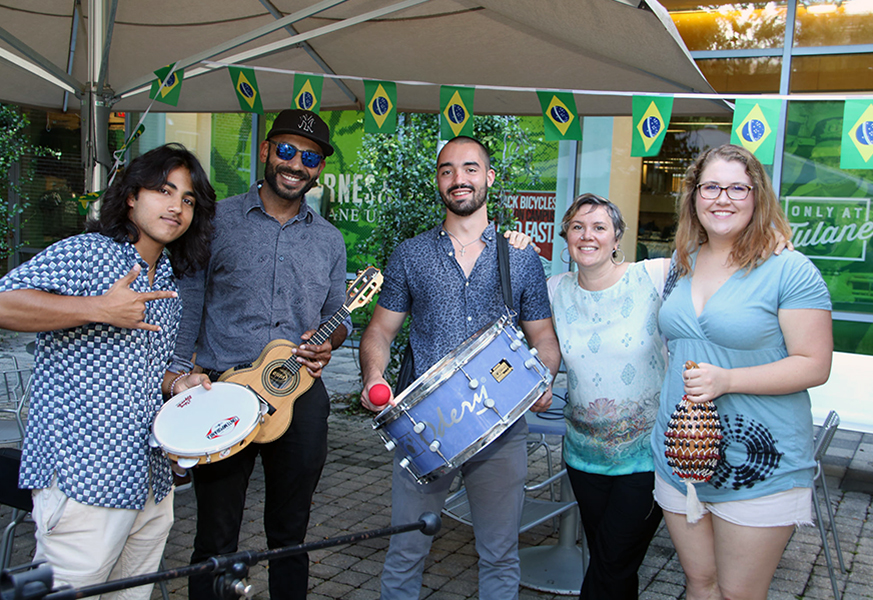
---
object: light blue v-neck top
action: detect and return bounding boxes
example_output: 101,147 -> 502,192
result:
651,250 -> 831,502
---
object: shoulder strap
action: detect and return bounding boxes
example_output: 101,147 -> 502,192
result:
496,232 -> 513,310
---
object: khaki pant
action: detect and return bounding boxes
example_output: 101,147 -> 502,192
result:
32,481 -> 174,600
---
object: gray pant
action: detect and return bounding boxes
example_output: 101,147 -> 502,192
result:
380,421 -> 528,600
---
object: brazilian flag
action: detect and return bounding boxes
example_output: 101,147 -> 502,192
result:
731,99 -> 780,164
536,91 -> 581,141
76,191 -> 103,216
228,67 -> 263,114
440,86 -> 474,139
364,81 -> 397,134
292,74 -> 323,113
840,100 -> 873,170
631,96 -> 672,157
149,63 -> 183,107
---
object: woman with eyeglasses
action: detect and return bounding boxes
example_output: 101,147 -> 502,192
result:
650,144 -> 832,600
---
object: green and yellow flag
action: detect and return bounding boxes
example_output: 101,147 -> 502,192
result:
292,74 -> 323,113
364,81 -> 397,134
228,67 -> 263,114
149,63 -> 183,107
730,99 -> 780,165
841,100 -> 873,169
536,91 -> 581,141
631,96 -> 672,157
440,86 -> 474,139
75,191 -> 103,216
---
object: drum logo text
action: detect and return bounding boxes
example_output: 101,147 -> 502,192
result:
175,395 -> 192,409
490,359 -> 513,383
428,385 -> 492,437
207,416 -> 240,439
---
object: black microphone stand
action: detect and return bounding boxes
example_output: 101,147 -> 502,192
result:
1,513 -> 441,600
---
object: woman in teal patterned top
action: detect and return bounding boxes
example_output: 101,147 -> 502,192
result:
549,193 -> 670,600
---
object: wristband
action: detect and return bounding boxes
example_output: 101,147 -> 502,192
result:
169,372 -> 190,397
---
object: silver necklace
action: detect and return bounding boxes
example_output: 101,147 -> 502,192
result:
443,228 -> 481,257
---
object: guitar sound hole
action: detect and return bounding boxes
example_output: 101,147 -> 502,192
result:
269,367 -> 294,389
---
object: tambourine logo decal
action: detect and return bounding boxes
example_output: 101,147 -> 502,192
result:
176,395 -> 193,409
207,416 -> 240,439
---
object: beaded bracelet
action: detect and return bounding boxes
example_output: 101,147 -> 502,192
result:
169,372 -> 190,397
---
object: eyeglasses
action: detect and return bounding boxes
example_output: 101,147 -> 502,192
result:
696,182 -> 754,201
267,140 -> 324,168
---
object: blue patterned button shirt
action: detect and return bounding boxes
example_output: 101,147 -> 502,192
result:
0,233 -> 176,509
378,223 -> 552,378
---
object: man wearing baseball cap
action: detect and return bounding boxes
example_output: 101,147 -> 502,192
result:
166,109 -> 348,600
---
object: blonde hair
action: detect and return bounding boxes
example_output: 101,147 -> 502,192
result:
673,144 -> 791,276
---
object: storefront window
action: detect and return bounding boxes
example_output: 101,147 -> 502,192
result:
781,101 -> 873,319
790,53 -> 873,92
795,0 -> 873,47
638,119 -> 732,259
696,56 -> 782,92
664,1 -> 787,51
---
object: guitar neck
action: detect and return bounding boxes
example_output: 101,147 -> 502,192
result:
281,306 -> 351,374
309,306 -> 351,347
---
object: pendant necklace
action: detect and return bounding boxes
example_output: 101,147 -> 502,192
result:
444,228 -> 480,257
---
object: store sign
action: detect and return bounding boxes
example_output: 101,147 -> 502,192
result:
784,197 -> 872,261
506,191 -> 557,260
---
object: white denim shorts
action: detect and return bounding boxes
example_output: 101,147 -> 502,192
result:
654,472 -> 813,527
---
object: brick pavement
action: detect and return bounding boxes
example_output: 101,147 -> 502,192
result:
2,340 -> 873,599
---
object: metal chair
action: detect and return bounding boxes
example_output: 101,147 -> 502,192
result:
0,367 -> 32,448
0,447 -> 33,570
812,410 -> 846,600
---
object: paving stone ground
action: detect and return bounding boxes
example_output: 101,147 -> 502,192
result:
2,338 -> 871,599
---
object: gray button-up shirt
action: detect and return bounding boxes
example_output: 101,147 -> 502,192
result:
172,183 -> 347,373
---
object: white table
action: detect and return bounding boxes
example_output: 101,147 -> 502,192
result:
809,351 -> 873,434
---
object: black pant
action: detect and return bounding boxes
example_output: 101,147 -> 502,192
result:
189,380 -> 330,600
567,467 -> 663,600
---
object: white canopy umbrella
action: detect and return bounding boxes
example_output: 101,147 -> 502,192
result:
0,0 -> 726,189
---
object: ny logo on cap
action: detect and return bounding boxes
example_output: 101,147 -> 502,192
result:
298,114 -> 315,133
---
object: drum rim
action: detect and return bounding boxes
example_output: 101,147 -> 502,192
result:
153,382 -> 261,456
373,315 -> 512,428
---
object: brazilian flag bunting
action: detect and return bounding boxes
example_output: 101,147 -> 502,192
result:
730,99 -> 780,165
292,74 -> 323,113
76,191 -> 103,216
228,67 -> 263,114
536,91 -> 581,141
841,100 -> 873,170
364,81 -> 397,134
631,96 -> 672,157
149,63 -> 183,107
440,86 -> 474,139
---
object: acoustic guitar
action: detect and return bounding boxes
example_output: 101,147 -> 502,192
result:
219,266 -> 382,443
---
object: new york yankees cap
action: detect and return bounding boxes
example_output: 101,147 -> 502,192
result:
266,109 -> 334,157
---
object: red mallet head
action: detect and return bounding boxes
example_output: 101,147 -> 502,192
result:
369,383 -> 391,406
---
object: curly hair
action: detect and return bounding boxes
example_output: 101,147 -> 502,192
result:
86,143 -> 216,278
673,144 -> 791,277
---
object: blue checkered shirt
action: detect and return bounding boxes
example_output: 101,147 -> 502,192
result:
0,233 -> 176,509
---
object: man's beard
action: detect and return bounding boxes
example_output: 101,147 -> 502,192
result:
441,184 -> 487,217
264,160 -> 317,202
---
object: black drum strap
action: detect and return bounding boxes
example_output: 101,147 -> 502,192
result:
496,231 -> 513,310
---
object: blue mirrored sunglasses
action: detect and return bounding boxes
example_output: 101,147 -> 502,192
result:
268,140 -> 323,168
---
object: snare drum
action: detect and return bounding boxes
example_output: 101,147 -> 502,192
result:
373,316 -> 550,484
151,382 -> 268,469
